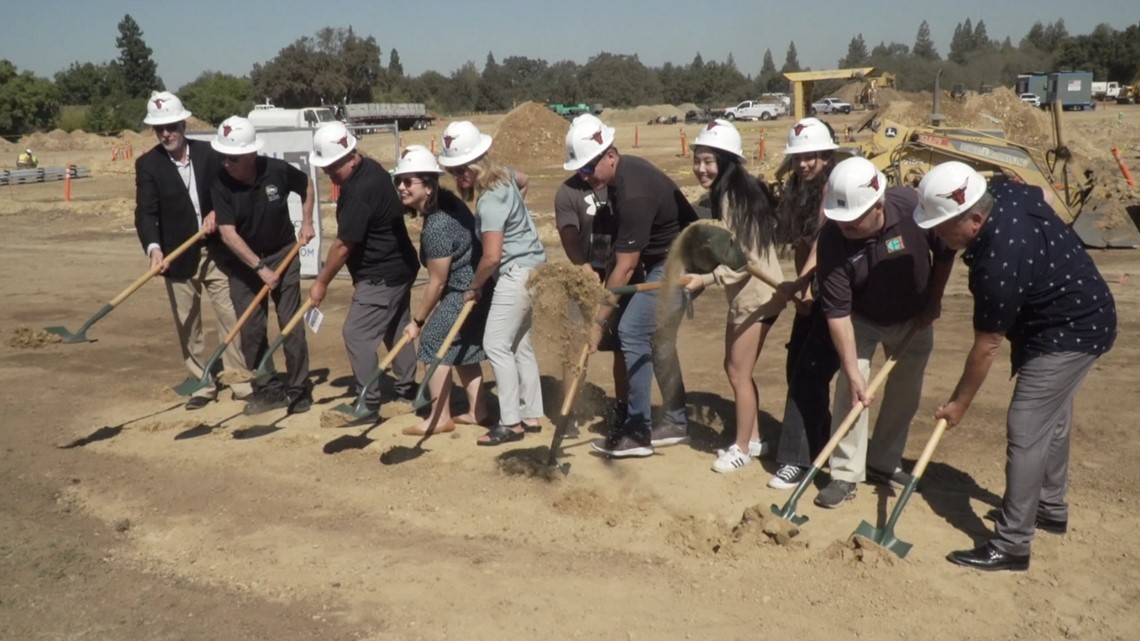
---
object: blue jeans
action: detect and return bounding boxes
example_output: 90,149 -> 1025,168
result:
617,263 -> 688,436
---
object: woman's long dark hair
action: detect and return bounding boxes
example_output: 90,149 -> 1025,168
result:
706,147 -> 778,258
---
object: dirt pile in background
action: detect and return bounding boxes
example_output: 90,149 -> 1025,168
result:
491,102 -> 569,167
878,87 -> 1052,149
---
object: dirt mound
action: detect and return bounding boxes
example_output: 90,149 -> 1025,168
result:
878,87 -> 1052,150
491,102 -> 570,167
528,262 -> 606,362
824,534 -> 899,568
8,326 -> 62,349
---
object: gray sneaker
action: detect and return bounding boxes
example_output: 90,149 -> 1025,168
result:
592,432 -> 654,458
814,480 -> 856,508
649,422 -> 690,447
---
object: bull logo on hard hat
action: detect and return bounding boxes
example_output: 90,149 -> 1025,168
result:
938,177 -> 970,205
706,121 -> 718,131
222,124 -> 234,137
862,174 -> 880,191
400,148 -> 411,158
793,123 -> 810,136
584,128 -> 604,145
153,98 -> 165,110
443,134 -> 458,149
335,136 -> 349,148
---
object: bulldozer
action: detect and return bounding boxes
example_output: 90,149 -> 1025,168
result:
772,100 -> 1139,248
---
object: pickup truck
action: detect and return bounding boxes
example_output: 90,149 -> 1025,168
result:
811,97 -> 853,115
722,100 -> 781,121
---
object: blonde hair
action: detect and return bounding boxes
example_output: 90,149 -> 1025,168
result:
456,152 -> 512,203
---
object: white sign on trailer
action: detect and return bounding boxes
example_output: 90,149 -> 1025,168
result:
188,128 -> 322,277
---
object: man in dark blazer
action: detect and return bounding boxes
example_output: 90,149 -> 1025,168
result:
134,91 -> 250,409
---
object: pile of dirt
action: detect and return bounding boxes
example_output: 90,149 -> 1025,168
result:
8,326 -> 62,349
490,102 -> 570,167
878,87 -> 1052,150
604,104 -> 685,124
824,534 -> 899,568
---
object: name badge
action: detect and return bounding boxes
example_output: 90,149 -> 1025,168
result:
265,184 -> 280,202
885,236 -> 905,253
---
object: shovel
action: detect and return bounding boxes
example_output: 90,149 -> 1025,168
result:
546,342 -> 592,471
852,417 -> 949,558
173,241 -> 303,397
770,327 -> 917,526
411,299 -> 476,411
45,230 -> 206,343
671,221 -> 798,299
327,333 -> 414,423
251,298 -> 316,382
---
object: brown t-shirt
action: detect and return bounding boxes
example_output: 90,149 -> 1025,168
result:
817,187 -> 955,326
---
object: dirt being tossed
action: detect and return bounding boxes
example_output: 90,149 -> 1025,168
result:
825,534 -> 899,568
217,369 -> 253,385
528,262 -> 606,362
491,102 -> 572,168
8,326 -> 63,349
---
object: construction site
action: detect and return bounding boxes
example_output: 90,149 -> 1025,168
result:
2,76 -> 1140,641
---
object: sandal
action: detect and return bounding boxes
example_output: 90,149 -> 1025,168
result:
477,424 -> 525,447
522,421 -> 543,434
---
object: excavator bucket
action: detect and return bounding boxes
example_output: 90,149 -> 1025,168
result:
1072,198 -> 1140,249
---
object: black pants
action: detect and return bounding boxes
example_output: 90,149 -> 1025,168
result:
775,303 -> 839,468
228,244 -> 309,395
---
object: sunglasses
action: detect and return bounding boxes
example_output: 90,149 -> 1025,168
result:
577,152 -> 607,176
445,165 -> 470,176
397,177 -> 423,187
152,123 -> 181,133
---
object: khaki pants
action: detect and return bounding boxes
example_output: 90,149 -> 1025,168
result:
164,251 -> 252,400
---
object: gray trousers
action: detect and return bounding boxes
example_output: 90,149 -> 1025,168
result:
229,244 -> 309,394
343,279 -> 416,405
483,265 -> 543,426
992,351 -> 1098,556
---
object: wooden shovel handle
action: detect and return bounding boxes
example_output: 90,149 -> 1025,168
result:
380,333 -> 413,371
279,298 -> 316,336
434,299 -> 476,360
808,325 -> 919,471
109,229 -> 207,307
223,241 -> 304,344
558,343 -> 592,416
911,418 -> 949,480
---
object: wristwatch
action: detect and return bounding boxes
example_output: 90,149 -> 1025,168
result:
253,259 -> 266,271
413,317 -> 425,328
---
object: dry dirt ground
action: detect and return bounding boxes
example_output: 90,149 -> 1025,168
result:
3,108 -> 1140,641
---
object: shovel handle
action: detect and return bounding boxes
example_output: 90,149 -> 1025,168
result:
807,325 -> 919,471
380,333 -> 413,371
280,298 -> 316,336
606,277 -> 693,296
558,343 -> 592,416
109,230 -> 207,307
911,418 -> 949,480
224,241 -> 304,344
433,299 -> 476,360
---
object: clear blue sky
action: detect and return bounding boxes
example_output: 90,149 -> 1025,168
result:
3,1 -> 1136,89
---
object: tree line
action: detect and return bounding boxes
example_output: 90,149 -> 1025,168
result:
3,16 -> 1139,138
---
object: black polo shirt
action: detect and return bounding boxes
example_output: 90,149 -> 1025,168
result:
818,187 -> 956,325
213,156 -> 308,255
963,181 -> 1116,372
605,155 -> 698,270
336,157 -> 419,285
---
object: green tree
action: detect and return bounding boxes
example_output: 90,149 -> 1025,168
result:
913,20 -> 940,60
949,21 -> 973,64
388,49 -> 403,79
251,27 -> 383,106
578,53 -> 660,108
839,34 -> 869,68
177,71 -> 252,126
973,20 -> 994,51
477,52 -> 507,111
0,60 -> 60,135
758,48 -> 781,93
115,14 -> 161,97
447,61 -> 481,113
54,61 -> 121,105
871,41 -> 909,57
781,42 -> 801,73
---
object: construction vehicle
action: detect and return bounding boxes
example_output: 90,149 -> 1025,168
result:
1115,71 -> 1140,104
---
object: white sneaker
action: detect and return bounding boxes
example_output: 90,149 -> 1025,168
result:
712,444 -> 751,474
767,464 -> 807,490
748,439 -> 769,458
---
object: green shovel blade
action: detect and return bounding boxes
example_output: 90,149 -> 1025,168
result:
853,521 -> 912,558
173,373 -> 214,397
411,361 -> 441,411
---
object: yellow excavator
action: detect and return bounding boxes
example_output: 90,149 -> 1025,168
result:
787,102 -> 1140,248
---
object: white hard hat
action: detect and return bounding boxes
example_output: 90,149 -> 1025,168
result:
210,116 -> 264,155
393,145 -> 443,176
563,113 -> 615,171
437,121 -> 492,167
143,91 -> 192,126
692,119 -> 745,159
823,157 -> 887,222
913,161 -> 988,229
309,122 -> 357,168
784,117 -> 839,155
25,148 -> 32,154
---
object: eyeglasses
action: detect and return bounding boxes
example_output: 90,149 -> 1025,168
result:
397,177 -> 423,187
578,152 -> 608,176
445,165 -> 470,176
152,123 -> 181,134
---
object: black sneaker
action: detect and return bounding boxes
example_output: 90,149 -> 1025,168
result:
866,466 -> 914,489
288,388 -> 313,414
243,388 -> 289,416
592,430 -> 654,458
767,464 -> 808,490
814,480 -> 857,508
649,422 -> 690,447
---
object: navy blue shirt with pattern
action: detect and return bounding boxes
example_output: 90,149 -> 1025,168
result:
962,181 -> 1117,373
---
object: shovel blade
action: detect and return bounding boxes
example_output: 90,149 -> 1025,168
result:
853,520 -> 911,558
330,401 -> 378,423
411,361 -> 441,411
173,373 -> 213,397
769,503 -> 809,526
43,325 -> 88,344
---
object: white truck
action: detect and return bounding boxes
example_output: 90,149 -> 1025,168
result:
811,97 -> 853,115
247,103 -> 339,129
722,99 -> 782,121
1091,81 -> 1121,100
